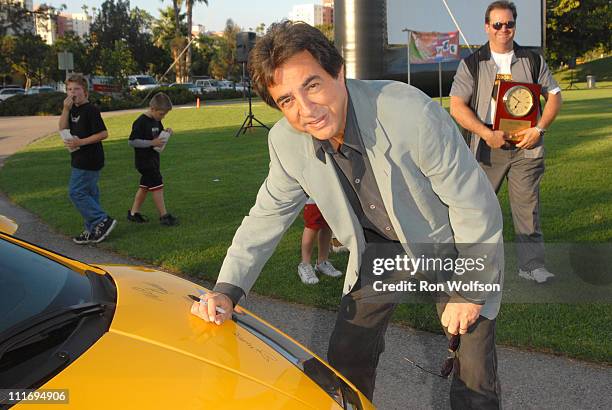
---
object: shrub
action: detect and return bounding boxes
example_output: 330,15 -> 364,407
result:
0,86 -> 245,116
131,86 -> 197,105
0,92 -> 66,116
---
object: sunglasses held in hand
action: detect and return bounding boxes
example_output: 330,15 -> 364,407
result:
404,334 -> 461,379
491,21 -> 516,30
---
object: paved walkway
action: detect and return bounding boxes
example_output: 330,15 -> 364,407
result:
1,112 -> 610,409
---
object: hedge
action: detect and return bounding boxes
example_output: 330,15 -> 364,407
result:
0,86 -> 245,116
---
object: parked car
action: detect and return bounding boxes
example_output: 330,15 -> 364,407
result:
195,79 -> 219,93
128,75 -> 159,91
0,217 -> 373,409
0,88 -> 25,102
169,82 -> 202,95
217,80 -> 235,91
25,86 -> 55,95
235,81 -> 248,93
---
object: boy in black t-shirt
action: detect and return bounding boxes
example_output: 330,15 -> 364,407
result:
59,74 -> 116,244
128,92 -> 179,226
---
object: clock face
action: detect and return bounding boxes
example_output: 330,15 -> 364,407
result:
503,85 -> 534,117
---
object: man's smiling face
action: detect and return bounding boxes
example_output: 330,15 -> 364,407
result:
485,8 -> 516,52
268,50 -> 348,142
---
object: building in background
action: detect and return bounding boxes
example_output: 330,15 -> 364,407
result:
323,0 -> 334,24
62,12 -> 91,38
34,9 -> 91,45
289,2 -> 334,27
192,24 -> 205,37
34,5 -> 57,45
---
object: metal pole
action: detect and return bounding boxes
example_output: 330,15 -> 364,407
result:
438,62 -> 443,105
440,0 -> 472,52
402,28 -> 411,85
140,36 -> 198,106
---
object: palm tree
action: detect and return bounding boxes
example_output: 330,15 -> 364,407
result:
185,0 -> 208,80
154,6 -> 187,82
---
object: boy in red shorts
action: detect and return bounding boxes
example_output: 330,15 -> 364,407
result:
298,198 -> 342,284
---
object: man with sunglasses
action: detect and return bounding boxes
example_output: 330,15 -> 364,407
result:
450,1 -> 562,284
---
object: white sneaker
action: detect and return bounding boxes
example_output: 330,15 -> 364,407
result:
518,267 -> 555,284
298,262 -> 319,285
316,260 -> 343,278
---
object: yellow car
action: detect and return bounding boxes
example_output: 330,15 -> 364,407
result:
0,218 -> 374,409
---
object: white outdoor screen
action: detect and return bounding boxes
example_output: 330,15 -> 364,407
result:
387,0 -> 543,47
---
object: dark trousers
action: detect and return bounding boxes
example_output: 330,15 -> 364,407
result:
327,244 -> 501,408
479,144 -> 546,271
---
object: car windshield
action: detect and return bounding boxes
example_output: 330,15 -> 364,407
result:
0,238 -> 93,334
136,76 -> 156,85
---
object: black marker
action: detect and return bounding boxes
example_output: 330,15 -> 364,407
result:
188,294 -> 227,314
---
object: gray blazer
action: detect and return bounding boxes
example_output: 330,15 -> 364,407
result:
217,79 -> 504,319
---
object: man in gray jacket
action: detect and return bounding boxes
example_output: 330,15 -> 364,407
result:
192,21 -> 504,408
450,1 -> 562,284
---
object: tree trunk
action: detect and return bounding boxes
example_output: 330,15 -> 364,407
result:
186,0 -> 193,83
172,0 -> 185,83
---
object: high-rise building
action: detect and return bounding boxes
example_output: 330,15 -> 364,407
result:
322,5 -> 333,25
35,10 -> 91,45
289,2 -> 334,27
289,4 -> 325,27
34,6 -> 57,45
64,13 -> 91,38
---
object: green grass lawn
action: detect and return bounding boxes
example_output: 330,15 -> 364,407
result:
1,88 -> 611,363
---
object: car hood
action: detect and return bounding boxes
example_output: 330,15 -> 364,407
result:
37,265 -> 352,409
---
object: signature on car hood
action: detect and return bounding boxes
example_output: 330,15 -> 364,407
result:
38,265 -> 345,409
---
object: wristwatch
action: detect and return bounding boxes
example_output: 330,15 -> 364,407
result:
534,126 -> 547,137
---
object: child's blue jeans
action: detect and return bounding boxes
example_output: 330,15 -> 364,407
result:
68,167 -> 108,233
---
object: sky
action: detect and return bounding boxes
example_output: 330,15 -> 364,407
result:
45,0 -> 316,32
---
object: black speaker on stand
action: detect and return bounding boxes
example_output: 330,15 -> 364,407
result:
235,32 -> 269,137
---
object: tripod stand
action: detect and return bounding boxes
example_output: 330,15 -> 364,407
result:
565,68 -> 578,90
235,63 -> 269,137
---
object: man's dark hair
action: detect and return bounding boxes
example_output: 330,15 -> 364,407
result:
248,20 -> 344,109
485,1 -> 517,23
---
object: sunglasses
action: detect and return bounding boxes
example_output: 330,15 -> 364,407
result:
404,334 -> 460,379
491,21 -> 516,30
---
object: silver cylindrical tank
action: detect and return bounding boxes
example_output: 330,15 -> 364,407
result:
335,0 -> 387,80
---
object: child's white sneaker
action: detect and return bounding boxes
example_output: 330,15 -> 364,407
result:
298,262 -> 319,285
316,260 -> 343,278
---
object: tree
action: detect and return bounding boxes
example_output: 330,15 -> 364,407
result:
315,24 -> 334,43
546,0 -> 612,66
98,40 -> 137,87
255,23 -> 266,37
185,0 -> 208,80
191,33 -> 216,76
169,0 -> 188,82
49,33 -> 90,82
9,33 -> 52,88
87,0 -> 169,79
0,35 -> 16,85
209,19 -> 240,80
0,0 -> 34,36
153,6 -> 187,82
